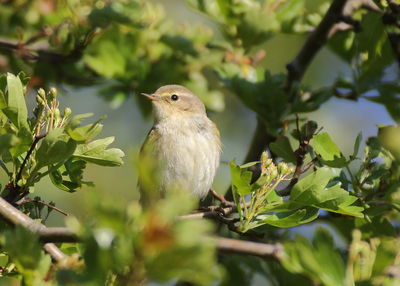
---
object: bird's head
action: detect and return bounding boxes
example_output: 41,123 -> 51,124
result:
141,85 -> 206,121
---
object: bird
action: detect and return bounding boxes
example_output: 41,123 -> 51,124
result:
139,85 -> 221,206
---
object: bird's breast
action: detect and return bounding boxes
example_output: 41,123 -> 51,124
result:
153,117 -> 221,198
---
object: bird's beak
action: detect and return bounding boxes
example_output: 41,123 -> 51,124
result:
141,93 -> 160,101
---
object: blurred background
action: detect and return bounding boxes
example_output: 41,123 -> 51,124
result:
0,0 -> 395,227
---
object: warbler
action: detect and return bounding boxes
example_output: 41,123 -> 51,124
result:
139,85 -> 221,206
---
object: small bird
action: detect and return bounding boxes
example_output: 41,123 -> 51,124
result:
139,85 -> 221,206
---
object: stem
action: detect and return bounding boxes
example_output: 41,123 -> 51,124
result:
15,134 -> 46,186
0,161 -> 11,176
16,197 -> 70,216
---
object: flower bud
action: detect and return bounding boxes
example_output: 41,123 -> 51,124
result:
278,163 -> 289,175
54,108 -> 60,119
269,166 -> 278,179
64,107 -> 72,118
261,151 -> 269,162
49,87 -> 57,100
36,95 -> 44,105
38,88 -> 46,99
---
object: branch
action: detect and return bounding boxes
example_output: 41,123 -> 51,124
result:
0,195 -> 285,262
179,205 -> 237,220
0,28 -> 96,63
211,237 -> 284,261
279,119 -> 316,196
15,197 -> 70,216
0,196 -> 73,261
383,1 -> 400,65
286,0 -> 348,93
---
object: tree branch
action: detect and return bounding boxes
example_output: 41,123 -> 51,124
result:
0,196 -> 72,261
278,119 -> 316,196
0,28 -> 96,63
211,237 -> 284,261
286,0 -> 348,93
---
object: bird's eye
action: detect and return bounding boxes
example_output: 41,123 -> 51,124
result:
171,94 -> 179,101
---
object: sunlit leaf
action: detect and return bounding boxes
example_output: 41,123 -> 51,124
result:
73,137 -> 124,166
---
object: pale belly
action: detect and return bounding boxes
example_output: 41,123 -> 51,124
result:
153,120 -> 220,198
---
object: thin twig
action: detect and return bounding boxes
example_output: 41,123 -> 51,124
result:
15,197 -> 70,216
209,189 -> 235,207
15,134 -> 46,185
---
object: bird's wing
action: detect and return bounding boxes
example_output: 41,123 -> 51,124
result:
140,126 -> 161,155
138,127 -> 162,207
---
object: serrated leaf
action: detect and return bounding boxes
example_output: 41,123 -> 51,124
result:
310,132 -> 341,161
49,169 -> 79,192
67,123 -> 103,142
256,207 -> 318,228
282,228 -> 346,286
66,113 -> 94,130
310,132 -> 347,167
73,137 -> 124,166
270,135 -> 296,163
36,128 -> 77,167
290,168 -> 364,217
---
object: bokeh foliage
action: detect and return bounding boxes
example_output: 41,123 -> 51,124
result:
0,0 -> 400,285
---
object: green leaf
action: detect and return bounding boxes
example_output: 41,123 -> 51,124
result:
351,132 -> 362,159
282,228 -> 346,286
310,132 -> 347,167
291,168 -> 364,217
310,132 -> 341,161
67,123 -> 103,142
3,73 -> 29,131
84,41 -> 126,78
3,226 -> 43,270
229,160 -> 253,196
0,133 -> 20,155
49,169 -> 79,192
73,137 -> 124,166
372,238 -> 400,277
355,216 -> 396,239
257,207 -> 318,228
270,135 -> 296,163
36,128 -> 77,167
0,90 -> 6,109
